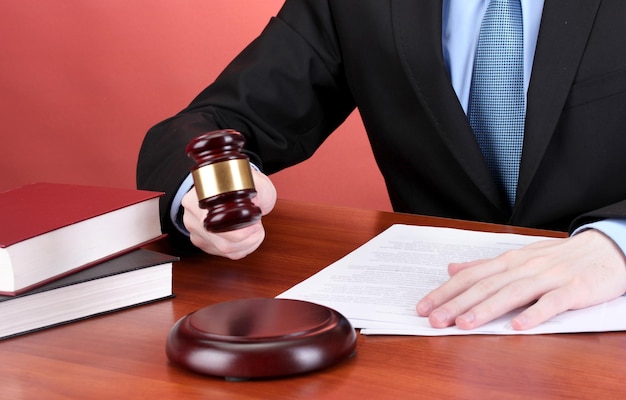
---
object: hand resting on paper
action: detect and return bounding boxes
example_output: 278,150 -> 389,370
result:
416,230 -> 626,330
181,168 -> 277,260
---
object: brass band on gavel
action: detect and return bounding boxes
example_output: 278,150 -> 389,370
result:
192,159 -> 255,201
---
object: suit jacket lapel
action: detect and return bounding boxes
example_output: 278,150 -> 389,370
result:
391,0 -> 508,211
515,0 -> 602,209
392,0 -> 604,217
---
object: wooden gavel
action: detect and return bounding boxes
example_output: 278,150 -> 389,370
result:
186,129 -> 262,232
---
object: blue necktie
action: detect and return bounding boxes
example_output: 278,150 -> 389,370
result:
469,0 -> 525,207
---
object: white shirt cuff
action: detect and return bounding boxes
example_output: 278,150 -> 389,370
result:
169,173 -> 194,236
572,219 -> 626,258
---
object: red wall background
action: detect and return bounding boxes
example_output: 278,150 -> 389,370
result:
0,1 -> 391,211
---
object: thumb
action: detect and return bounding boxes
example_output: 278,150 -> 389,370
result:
251,168 -> 277,216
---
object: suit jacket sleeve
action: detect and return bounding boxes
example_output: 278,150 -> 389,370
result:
136,0 -> 355,249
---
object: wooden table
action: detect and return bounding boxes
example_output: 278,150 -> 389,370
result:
2,200 -> 625,399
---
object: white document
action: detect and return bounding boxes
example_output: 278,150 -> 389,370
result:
277,224 -> 626,335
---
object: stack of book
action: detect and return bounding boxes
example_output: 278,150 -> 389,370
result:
0,182 -> 177,340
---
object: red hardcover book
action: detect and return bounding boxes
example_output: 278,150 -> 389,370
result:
0,182 -> 164,296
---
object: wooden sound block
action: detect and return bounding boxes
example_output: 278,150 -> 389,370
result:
166,298 -> 357,380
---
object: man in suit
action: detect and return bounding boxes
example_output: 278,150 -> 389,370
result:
137,0 -> 626,331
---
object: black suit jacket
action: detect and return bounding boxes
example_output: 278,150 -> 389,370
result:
137,0 -> 626,249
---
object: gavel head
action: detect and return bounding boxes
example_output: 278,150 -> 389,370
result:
186,129 -> 262,232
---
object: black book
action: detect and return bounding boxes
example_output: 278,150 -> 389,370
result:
1,248 -> 177,340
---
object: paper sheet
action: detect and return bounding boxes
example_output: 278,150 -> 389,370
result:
277,224 -> 626,335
